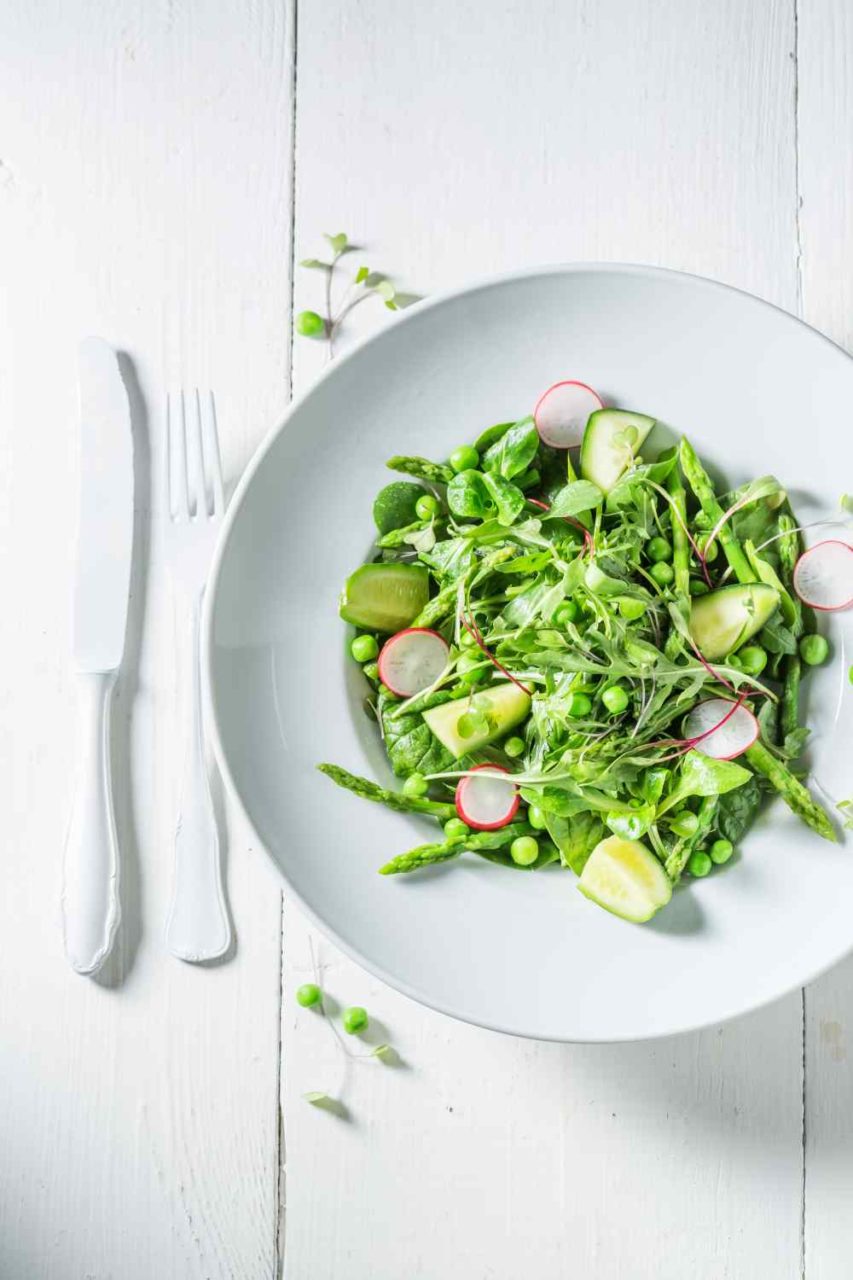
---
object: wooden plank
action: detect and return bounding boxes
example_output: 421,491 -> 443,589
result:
283,2 -> 805,1277
796,3 -> 853,1276
0,2 -> 293,1277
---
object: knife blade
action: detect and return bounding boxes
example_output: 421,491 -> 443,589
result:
63,338 -> 134,975
73,337 -> 134,672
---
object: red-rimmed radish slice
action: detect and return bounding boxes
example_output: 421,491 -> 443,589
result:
534,380 -> 603,449
683,698 -> 758,760
455,765 -> 519,831
793,540 -> 853,612
377,628 -> 449,697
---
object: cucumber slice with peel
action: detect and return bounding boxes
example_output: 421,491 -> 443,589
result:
339,563 -> 429,632
580,409 -> 656,493
688,582 -> 779,661
423,683 -> 531,757
578,835 -> 672,923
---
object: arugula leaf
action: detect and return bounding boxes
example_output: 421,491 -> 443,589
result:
760,616 -> 797,655
481,417 -> 539,481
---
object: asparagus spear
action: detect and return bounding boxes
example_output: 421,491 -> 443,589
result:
376,519 -> 427,548
678,438 -> 753,584
665,795 -> 718,881
411,581 -> 458,628
318,764 -> 456,821
663,456 -> 690,661
744,741 -> 836,841
777,512 -> 808,743
380,822 -> 532,875
386,455 -> 454,485
667,456 -> 690,605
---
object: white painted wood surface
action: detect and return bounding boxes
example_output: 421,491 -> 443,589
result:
0,1 -> 850,1276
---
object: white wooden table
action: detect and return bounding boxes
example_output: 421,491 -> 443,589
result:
2,2 -> 852,1276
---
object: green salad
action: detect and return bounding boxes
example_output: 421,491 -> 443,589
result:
320,384 -> 839,923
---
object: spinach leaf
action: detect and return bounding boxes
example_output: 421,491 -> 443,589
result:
474,420 -> 514,454
481,472 -> 525,525
379,692 -> 456,778
482,416 -> 539,481
544,810 -> 603,874
547,480 -> 604,519
715,773 -> 762,843
664,751 -> 752,810
372,481 -> 424,534
447,469 -> 492,520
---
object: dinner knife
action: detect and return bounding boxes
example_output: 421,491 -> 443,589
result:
62,338 -> 134,975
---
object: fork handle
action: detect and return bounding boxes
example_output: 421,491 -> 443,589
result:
62,671 -> 121,975
165,594 -> 231,962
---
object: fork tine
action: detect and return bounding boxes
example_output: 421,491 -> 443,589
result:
167,391 -> 190,520
187,388 -> 208,518
202,390 -> 226,516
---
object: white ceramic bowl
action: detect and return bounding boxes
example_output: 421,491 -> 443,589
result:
205,264 -> 853,1042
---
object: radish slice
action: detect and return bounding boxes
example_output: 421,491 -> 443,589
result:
683,698 -> 759,760
534,380 -> 603,449
793,540 -> 853,611
455,765 -> 519,831
377,628 -> 449,697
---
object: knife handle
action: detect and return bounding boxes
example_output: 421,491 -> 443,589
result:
62,671 -> 121,975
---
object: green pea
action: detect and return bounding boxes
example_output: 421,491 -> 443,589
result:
649,561 -> 674,587
738,645 -> 767,676
296,310 -> 325,338
504,736 -> 525,758
697,533 -> 719,563
444,817 -> 469,839
647,536 -> 673,563
415,493 -> 440,520
351,634 -> 379,663
449,445 -> 480,474
527,804 -> 547,831
342,1006 -> 368,1035
710,838 -> 734,865
670,810 -> 699,837
362,661 -> 379,681
510,835 -> 539,866
688,850 -> 712,878
618,597 -> 646,621
403,772 -> 428,798
460,628 -> 478,648
689,578 -> 710,596
800,633 -> 829,666
568,692 -> 593,718
296,983 -> 322,1008
601,684 -> 629,715
554,600 -> 580,627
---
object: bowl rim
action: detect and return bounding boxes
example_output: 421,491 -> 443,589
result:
202,260 -> 853,1042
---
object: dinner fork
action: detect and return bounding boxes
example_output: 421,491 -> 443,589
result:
163,390 -> 231,961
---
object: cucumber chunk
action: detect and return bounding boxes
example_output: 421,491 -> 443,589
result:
423,683 -> 531,757
688,582 -> 779,661
578,835 -> 672,923
580,409 -> 656,493
339,563 -> 429,632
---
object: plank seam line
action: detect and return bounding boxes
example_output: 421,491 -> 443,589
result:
793,0 -> 804,316
276,2 -> 299,1271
